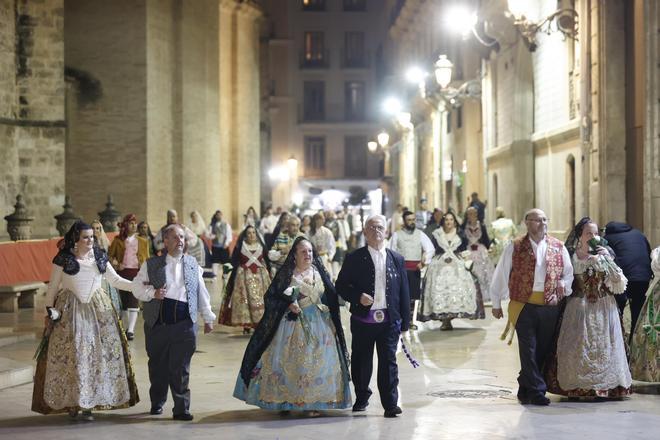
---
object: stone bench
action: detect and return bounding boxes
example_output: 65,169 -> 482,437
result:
0,282 -> 45,313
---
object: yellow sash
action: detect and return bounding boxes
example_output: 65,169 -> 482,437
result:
500,292 -> 546,345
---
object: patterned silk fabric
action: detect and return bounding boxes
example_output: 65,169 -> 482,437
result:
630,278 -> 660,382
464,222 -> 494,302
219,243 -> 270,327
418,229 -> 477,321
32,288 -> 139,414
509,235 -> 565,304
233,268 -> 351,410
489,217 -> 517,265
547,254 -> 631,398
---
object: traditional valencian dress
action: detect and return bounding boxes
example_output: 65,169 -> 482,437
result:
489,217 -> 517,266
419,228 -> 478,321
32,249 -> 139,414
219,241 -> 271,328
464,221 -> 494,302
547,254 -> 631,398
234,263 -> 351,411
629,247 -> 660,382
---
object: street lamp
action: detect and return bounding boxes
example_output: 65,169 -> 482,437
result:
382,96 -> 402,115
431,54 -> 481,105
287,154 -> 298,170
367,141 -> 378,153
444,1 -> 578,52
377,131 -> 390,148
434,55 -> 453,89
444,4 -> 477,37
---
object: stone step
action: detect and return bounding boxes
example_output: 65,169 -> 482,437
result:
0,357 -> 33,390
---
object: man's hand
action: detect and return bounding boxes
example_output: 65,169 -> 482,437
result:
360,293 -> 374,307
547,293 -> 558,306
204,323 -> 213,334
154,286 -> 167,300
416,262 -> 424,270
492,308 -> 503,319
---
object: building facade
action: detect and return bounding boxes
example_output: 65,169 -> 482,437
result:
264,0 -> 387,211
383,0 -> 660,245
1,0 -> 263,239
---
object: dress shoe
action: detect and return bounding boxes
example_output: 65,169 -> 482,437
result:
384,406 -> 402,418
80,410 -> 94,421
173,413 -> 194,421
352,401 -> 369,412
529,395 -> 551,406
440,320 -> 453,331
126,331 -> 134,341
150,407 -> 163,415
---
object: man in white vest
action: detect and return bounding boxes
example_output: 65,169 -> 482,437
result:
389,210 -> 434,330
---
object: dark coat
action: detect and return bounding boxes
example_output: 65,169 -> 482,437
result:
335,246 -> 410,331
604,221 -> 653,282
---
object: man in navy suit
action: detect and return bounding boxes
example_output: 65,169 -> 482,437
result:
336,214 -> 410,418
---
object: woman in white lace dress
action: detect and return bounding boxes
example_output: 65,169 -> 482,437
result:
419,212 -> 478,330
547,217 -> 631,398
32,221 -> 139,419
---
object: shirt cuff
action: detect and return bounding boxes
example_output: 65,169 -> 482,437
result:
200,308 -> 217,324
492,297 -> 502,309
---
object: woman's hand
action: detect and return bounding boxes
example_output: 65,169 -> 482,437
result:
43,315 -> 50,327
595,246 -> 609,256
288,302 -> 301,314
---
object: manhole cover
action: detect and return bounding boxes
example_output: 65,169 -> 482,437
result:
427,389 -> 510,399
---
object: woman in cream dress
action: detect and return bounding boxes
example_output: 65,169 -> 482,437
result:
32,221 -> 139,419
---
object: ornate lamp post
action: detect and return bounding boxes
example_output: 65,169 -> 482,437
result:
98,194 -> 121,232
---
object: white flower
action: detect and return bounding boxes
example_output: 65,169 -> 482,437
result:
284,287 -> 294,296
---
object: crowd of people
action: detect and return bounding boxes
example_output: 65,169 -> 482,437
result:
30,194 -> 660,421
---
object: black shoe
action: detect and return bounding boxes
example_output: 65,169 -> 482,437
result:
173,413 -> 194,421
384,406 -> 402,418
150,407 -> 163,415
126,331 -> 134,341
352,401 -> 369,412
529,395 -> 551,406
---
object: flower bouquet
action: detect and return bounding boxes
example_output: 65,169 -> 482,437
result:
587,236 -> 609,255
283,286 -> 314,343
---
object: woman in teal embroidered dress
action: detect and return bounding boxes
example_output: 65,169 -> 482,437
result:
630,246 -> 660,382
234,237 -> 351,415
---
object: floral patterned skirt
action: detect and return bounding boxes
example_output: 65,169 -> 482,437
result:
546,295 -> 631,398
233,302 -> 352,411
418,257 -> 478,321
32,289 -> 139,414
630,281 -> 660,382
219,266 -> 269,327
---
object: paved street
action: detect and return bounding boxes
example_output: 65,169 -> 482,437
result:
0,282 -> 659,440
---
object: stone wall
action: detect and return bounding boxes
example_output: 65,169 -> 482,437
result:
0,0 -> 65,239
65,0 -> 148,226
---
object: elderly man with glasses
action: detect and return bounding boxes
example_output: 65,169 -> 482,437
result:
490,208 -> 573,406
336,214 -> 410,418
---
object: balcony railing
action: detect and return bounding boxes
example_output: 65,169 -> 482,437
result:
340,49 -> 371,69
299,49 -> 331,69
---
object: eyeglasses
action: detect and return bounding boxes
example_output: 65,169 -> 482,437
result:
526,217 -> 548,224
367,225 -> 386,232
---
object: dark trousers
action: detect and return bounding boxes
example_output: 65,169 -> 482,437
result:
406,269 -> 421,301
615,280 -> 650,337
350,318 -> 400,410
515,303 -> 559,399
144,319 -> 197,415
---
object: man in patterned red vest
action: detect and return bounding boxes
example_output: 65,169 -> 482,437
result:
490,208 -> 573,406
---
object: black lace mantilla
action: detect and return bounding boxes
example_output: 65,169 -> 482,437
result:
52,247 -> 109,275
238,240 -> 350,387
